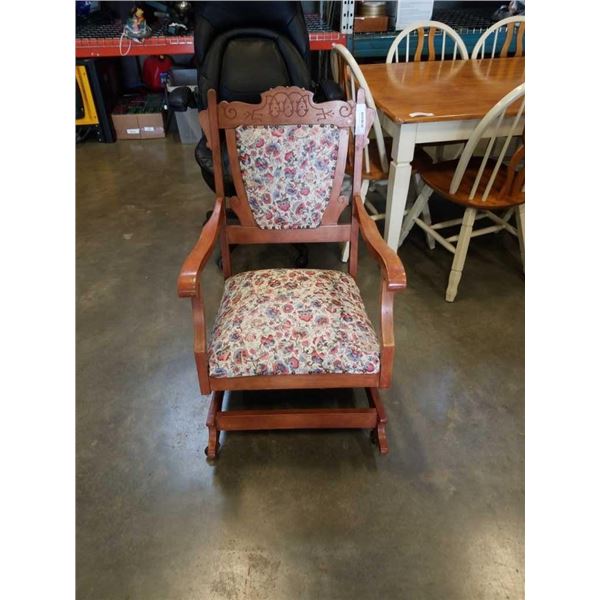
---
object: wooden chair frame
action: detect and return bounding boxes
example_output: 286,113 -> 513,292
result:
178,86 -> 406,458
471,16 -> 525,60
385,21 -> 469,64
399,83 -> 525,302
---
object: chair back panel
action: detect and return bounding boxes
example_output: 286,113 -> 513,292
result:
206,86 -> 374,238
385,21 -> 468,64
450,83 -> 525,203
471,16 -> 525,59
234,123 -> 341,229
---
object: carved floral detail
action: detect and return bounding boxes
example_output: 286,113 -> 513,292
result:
218,87 -> 355,126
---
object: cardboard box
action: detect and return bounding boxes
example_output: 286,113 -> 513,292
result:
111,94 -> 165,140
353,16 -> 389,33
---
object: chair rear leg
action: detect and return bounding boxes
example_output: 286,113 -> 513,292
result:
409,172 -> 434,250
446,208 -> 477,302
515,204 -> 525,270
494,207 -> 514,234
205,391 -> 224,459
398,186 -> 433,247
421,199 -> 436,250
412,172 -> 425,195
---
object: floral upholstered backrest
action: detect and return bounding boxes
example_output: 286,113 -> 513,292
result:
235,124 -> 340,229
212,87 -> 364,231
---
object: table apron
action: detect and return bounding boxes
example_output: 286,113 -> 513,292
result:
415,119 -> 523,144
414,119 -> 481,143
381,113 -> 524,148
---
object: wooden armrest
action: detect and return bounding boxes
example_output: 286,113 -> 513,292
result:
177,197 -> 225,297
354,195 -> 407,292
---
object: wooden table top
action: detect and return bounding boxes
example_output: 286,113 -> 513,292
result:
361,57 -> 525,124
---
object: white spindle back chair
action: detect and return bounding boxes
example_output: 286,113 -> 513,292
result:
385,20 -> 468,171
332,43 -> 437,257
331,43 -> 389,178
385,21 -> 468,64
398,83 -> 525,302
331,43 -> 389,261
471,16 -> 525,60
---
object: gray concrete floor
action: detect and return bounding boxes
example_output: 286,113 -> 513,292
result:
77,137 -> 524,599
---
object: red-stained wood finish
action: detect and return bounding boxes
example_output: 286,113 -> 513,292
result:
215,408 -> 378,431
178,86 -> 407,458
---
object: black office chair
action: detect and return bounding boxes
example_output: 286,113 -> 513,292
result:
168,1 -> 342,266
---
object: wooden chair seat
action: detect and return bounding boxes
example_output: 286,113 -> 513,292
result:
419,158 -> 525,209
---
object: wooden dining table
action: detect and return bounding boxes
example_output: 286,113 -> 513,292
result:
360,56 -> 525,251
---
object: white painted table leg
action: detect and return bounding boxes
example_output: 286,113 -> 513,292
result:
384,124 -> 417,251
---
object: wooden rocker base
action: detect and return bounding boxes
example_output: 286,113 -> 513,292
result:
204,388 -> 389,459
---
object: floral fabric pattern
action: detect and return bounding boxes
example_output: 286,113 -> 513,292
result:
208,269 -> 380,378
235,124 -> 340,229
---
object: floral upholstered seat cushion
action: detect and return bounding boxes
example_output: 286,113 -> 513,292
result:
208,269 -> 380,378
235,124 -> 340,230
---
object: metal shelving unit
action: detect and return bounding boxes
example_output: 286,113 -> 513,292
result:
76,12 -> 346,58
345,2 -> 523,58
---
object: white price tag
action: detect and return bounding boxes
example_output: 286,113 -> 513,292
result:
143,127 -> 155,132
355,104 -> 366,136
126,128 -> 140,134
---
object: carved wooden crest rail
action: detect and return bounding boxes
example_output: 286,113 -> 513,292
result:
217,86 -> 357,128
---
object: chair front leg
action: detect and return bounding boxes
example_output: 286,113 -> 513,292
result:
446,208 -> 477,302
515,204 -> 525,270
192,295 -> 211,395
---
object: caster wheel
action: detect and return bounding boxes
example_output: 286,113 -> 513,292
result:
204,443 -> 220,458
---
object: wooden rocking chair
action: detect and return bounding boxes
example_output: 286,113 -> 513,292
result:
177,86 -> 406,458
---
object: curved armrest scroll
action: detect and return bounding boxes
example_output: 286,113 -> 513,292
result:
354,195 -> 407,292
177,197 -> 225,297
